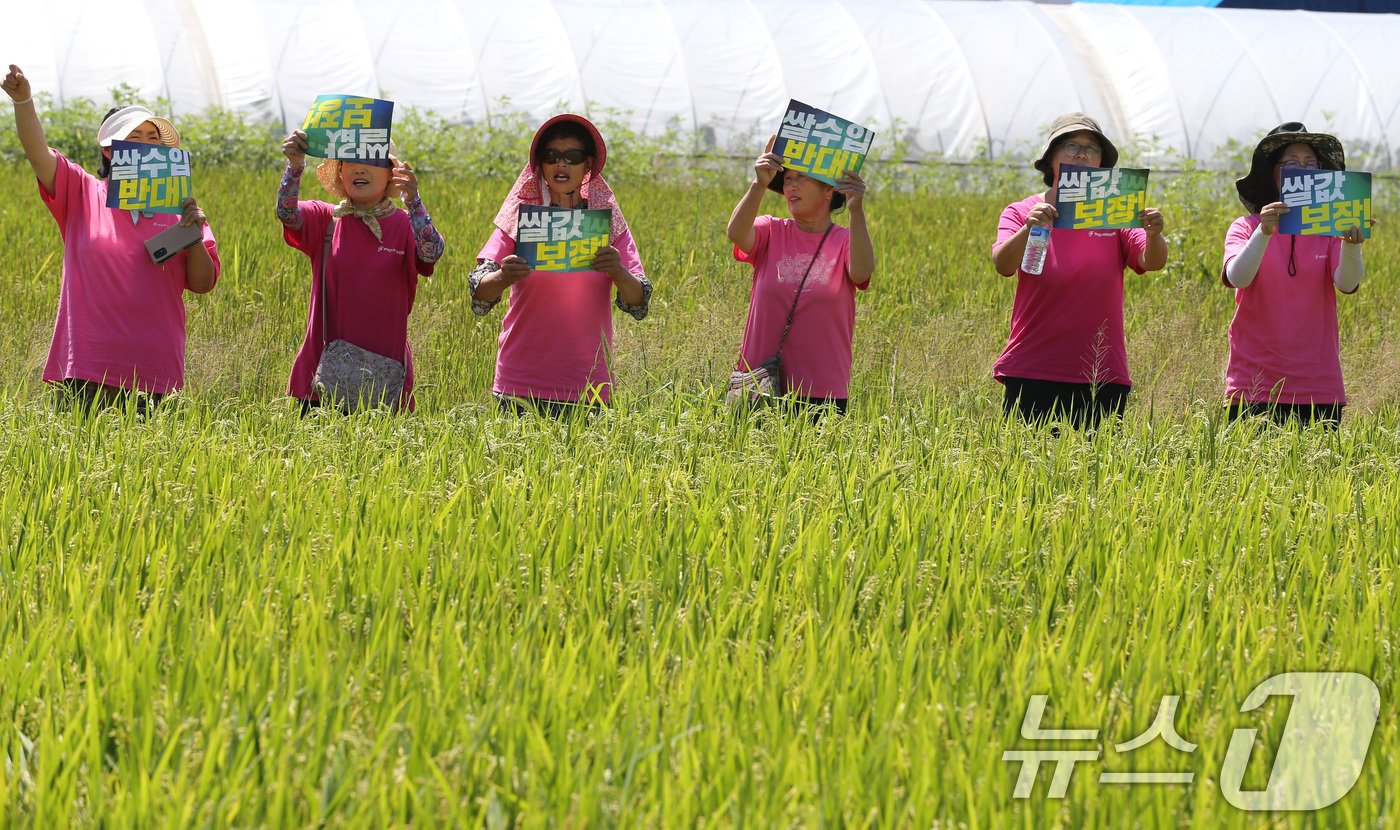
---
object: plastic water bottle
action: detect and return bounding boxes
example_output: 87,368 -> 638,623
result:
1021,225 -> 1050,275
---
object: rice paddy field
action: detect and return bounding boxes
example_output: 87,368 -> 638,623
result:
1,145 -> 1398,827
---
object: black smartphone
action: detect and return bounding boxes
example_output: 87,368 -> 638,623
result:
144,222 -> 204,264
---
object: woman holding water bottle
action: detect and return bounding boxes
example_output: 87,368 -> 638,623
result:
990,113 -> 1168,429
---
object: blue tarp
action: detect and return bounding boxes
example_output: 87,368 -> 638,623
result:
1076,0 -> 1397,9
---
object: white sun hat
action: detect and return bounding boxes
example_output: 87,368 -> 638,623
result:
96,105 -> 180,147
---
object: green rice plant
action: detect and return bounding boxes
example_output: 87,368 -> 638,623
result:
0,156 -> 1396,828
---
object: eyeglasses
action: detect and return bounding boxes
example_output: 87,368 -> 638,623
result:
1060,142 -> 1102,159
1275,159 -> 1320,170
541,148 -> 589,166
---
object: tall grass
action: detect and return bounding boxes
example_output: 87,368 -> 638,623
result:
0,154 -> 1396,828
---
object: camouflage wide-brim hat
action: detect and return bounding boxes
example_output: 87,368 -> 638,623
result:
1235,122 -> 1345,214
1033,112 -> 1119,178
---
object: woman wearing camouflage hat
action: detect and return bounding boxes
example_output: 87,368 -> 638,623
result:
1220,122 -> 1369,427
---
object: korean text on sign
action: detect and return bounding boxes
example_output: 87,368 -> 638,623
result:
105,141 -> 193,214
1053,164 -> 1150,231
772,100 -> 874,186
516,206 -> 612,273
301,95 -> 395,167
1278,167 -> 1372,239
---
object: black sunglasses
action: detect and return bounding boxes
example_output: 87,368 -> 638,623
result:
541,148 -> 589,166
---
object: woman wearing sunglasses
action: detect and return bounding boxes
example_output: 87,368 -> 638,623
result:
470,114 -> 650,415
990,112 -> 1168,429
1220,123 -> 1368,427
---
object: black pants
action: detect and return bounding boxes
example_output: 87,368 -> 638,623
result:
54,379 -> 163,417
1002,377 -> 1130,430
299,398 -> 405,417
495,393 -> 603,419
1228,401 -> 1343,428
789,396 -> 848,419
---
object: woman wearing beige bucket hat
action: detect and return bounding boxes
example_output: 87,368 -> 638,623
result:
276,127 -> 445,413
3,64 -> 219,414
990,112 -> 1168,429
470,113 -> 650,416
1220,122 -> 1368,428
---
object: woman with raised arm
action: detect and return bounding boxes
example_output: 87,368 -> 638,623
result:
3,64 -> 219,414
275,128 -> 445,413
724,135 -> 873,416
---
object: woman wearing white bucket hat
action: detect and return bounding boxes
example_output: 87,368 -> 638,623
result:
3,64 -> 219,414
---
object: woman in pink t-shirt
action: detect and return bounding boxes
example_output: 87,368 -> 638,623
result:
470,114 -> 650,416
276,130 -> 445,413
4,65 -> 220,414
724,136 -> 874,415
990,113 -> 1168,429
1221,123 -> 1368,428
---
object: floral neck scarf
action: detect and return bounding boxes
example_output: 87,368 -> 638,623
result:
332,198 -> 397,241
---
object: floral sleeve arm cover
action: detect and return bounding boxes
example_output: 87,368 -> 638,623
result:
405,195 -> 445,264
616,273 -> 653,321
468,260 -> 502,316
275,163 -> 304,230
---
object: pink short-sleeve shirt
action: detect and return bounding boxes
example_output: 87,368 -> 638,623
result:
992,194 -> 1147,386
1221,215 -> 1345,405
733,216 -> 865,399
39,152 -> 221,393
477,227 -> 643,404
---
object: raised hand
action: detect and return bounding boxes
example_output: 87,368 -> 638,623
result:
391,162 -> 418,202
590,245 -> 625,279
835,171 -> 866,212
1259,201 -> 1288,236
1140,207 -> 1165,238
178,197 -> 207,228
500,254 -> 532,284
1026,202 -> 1059,228
281,130 -> 308,168
2,65 -> 32,103
755,134 -> 783,189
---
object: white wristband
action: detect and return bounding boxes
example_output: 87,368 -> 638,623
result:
11,96 -> 32,106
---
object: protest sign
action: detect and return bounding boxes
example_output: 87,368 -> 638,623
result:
105,141 -> 193,214
1053,164 -> 1150,230
1278,167 -> 1372,238
301,95 -> 394,167
516,205 -> 612,272
772,100 -> 874,186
